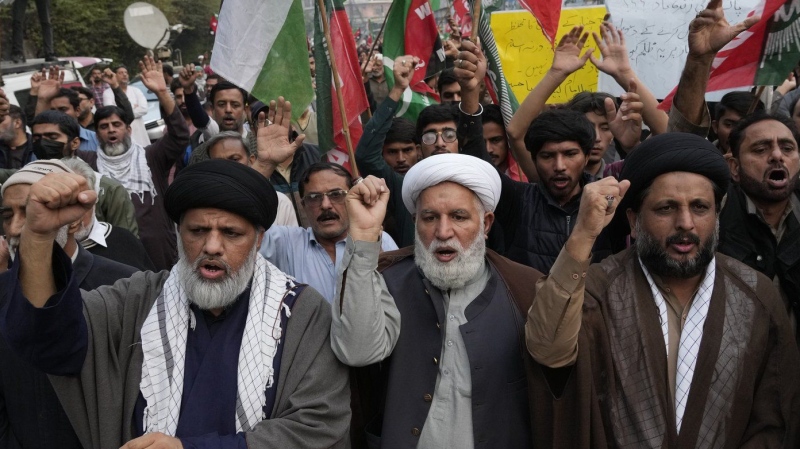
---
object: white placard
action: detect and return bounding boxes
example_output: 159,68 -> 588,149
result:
598,0 -> 759,99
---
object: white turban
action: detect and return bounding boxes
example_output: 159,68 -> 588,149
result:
401,154 -> 502,214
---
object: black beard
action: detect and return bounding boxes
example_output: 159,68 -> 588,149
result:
635,221 -> 718,280
737,167 -> 799,204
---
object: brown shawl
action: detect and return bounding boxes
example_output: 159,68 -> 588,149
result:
530,249 -> 800,449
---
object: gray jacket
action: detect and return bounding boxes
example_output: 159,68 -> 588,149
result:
3,262 -> 350,448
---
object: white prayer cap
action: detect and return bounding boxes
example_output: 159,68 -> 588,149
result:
401,154 -> 501,214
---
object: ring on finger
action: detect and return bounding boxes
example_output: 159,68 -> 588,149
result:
353,177 -> 364,186
606,195 -> 615,210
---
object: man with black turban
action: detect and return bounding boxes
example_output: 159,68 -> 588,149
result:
525,133 -> 800,448
0,159 -> 351,448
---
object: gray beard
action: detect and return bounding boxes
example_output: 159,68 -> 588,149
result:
101,135 -> 132,156
55,226 -> 69,248
414,223 -> 486,290
174,238 -> 258,310
74,220 -> 92,243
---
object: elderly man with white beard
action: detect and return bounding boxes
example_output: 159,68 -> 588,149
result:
75,55 -> 190,271
332,153 -> 544,449
0,159 -> 351,449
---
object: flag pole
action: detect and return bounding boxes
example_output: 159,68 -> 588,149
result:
317,0 -> 360,178
749,85 -> 766,114
473,0 -> 482,47
362,1 -> 392,77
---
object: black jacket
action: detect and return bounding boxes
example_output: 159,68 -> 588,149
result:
81,222 -> 155,272
350,249 -> 540,449
0,135 -> 34,170
495,173 -> 611,274
718,183 -> 800,338
0,247 -> 136,449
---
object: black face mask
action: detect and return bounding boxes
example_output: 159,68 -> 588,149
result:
32,138 -> 67,160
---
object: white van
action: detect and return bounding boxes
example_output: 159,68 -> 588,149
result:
1,57 -> 108,107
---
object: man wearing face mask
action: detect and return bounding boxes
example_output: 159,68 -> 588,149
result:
25,110 -> 140,236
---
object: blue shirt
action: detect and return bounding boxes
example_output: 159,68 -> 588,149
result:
260,226 -> 398,303
79,127 -> 99,152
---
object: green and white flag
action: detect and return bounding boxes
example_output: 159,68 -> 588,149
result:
210,0 -> 313,120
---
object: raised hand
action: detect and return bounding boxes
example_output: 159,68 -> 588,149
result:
566,176 -> 630,261
689,0 -> 760,60
179,64 -> 200,94
25,173 -> 97,239
448,16 -> 462,47
454,39 -> 487,92
607,79 -> 643,151
361,57 -> 375,83
0,236 -> 9,274
392,55 -> 419,91
102,68 -> 119,89
777,72 -> 797,96
443,39 -> 460,59
37,66 -> 64,101
590,19 -> 633,82
346,176 -> 390,243
29,71 -> 43,95
138,55 -> 167,94
254,97 -> 305,169
551,26 -> 593,77
0,88 -> 9,119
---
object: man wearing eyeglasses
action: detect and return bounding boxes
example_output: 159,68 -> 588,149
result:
260,162 -> 398,302
354,39 -> 489,247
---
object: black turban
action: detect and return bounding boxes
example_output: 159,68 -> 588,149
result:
619,132 -> 730,210
164,159 -> 278,229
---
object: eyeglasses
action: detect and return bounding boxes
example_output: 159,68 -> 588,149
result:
421,128 -> 457,145
303,189 -> 348,206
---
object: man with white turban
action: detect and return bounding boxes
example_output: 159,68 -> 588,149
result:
331,154 -> 545,449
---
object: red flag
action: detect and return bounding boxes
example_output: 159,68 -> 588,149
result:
403,0 -> 444,98
453,0 -> 472,38
659,0 -> 797,111
209,14 -> 218,35
518,0 -> 562,47
324,0 -> 369,173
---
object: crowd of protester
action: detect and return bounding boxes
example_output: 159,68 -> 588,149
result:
0,0 -> 798,447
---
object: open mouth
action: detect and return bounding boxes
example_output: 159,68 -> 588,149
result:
106,135 -> 119,144
670,241 -> 696,254
198,260 -> 227,280
551,176 -> 570,189
766,169 -> 789,189
434,247 -> 458,262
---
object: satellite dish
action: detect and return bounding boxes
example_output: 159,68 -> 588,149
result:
124,2 -> 170,49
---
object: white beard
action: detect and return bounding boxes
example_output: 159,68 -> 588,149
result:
174,238 -> 258,310
74,220 -> 92,243
54,226 -> 69,248
101,135 -> 132,156
414,223 -> 486,290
